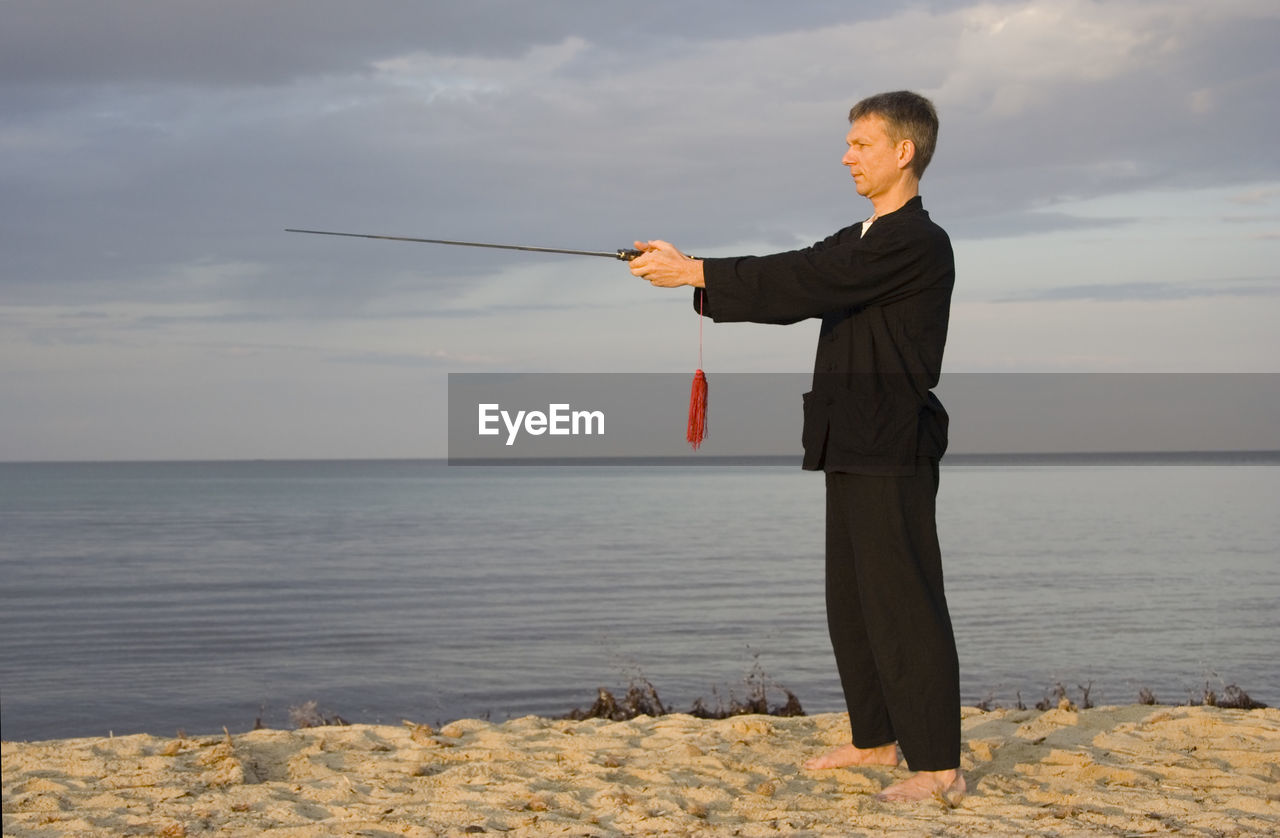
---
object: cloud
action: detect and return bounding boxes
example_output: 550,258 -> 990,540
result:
7,1 -> 1276,283
0,1 -> 919,86
5,1 -> 1277,318
323,348 -> 499,367
999,276 -> 1280,303
933,1 -> 1165,112
946,210 -> 1131,239
1229,186 -> 1280,206
3,0 -> 1280,457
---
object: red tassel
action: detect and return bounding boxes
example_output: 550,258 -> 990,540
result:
687,289 -> 709,450
687,368 -> 708,450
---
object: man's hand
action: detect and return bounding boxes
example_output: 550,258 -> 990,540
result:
629,240 -> 705,288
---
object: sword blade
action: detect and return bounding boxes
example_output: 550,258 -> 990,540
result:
286,228 -> 639,260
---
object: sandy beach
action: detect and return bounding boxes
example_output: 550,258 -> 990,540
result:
4,703 -> 1279,836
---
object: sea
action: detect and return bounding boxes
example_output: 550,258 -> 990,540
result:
1,454 -> 1277,742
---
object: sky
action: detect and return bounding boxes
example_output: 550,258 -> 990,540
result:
3,0 -> 1278,461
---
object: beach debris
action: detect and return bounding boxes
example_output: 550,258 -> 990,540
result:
563,681 -> 668,721
288,700 -> 350,729
691,658 -> 806,718
562,663 -> 806,721
1190,682 -> 1268,709
979,679 -> 1266,712
1037,683 -> 1076,712
401,720 -> 436,745
753,779 -> 778,797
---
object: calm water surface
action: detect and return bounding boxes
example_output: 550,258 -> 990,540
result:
1,457 -> 1276,741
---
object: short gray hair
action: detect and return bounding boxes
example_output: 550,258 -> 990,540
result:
849,91 -> 939,178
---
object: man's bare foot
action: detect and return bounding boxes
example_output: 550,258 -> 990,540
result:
803,742 -> 899,770
876,768 -> 966,803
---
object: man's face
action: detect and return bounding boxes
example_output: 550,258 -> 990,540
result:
841,115 -> 906,200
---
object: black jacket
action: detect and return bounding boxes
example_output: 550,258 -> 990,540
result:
694,196 -> 954,475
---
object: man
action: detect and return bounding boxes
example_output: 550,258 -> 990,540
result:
629,90 -> 963,803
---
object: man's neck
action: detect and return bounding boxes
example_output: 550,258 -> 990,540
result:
869,179 -> 920,217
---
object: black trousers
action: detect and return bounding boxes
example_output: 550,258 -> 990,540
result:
824,460 -> 960,771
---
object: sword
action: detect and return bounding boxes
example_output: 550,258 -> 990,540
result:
286,228 -> 643,261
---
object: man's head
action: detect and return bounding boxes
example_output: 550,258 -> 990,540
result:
847,91 -> 939,180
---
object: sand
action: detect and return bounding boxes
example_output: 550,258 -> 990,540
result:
4,704 -> 1279,836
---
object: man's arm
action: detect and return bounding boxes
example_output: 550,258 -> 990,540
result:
628,218 -> 953,327
699,221 -> 952,324
627,238 -> 807,325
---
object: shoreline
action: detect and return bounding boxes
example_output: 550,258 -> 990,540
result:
5,675 -> 1270,747
5,704 -> 1278,836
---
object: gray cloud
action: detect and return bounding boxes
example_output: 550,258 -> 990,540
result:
3,0 -> 1279,458
0,1 -> 923,85
6,1 -> 1276,304
945,211 -> 1132,240
999,276 -> 1280,303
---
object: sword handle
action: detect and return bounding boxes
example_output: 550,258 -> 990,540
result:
615,248 -> 698,261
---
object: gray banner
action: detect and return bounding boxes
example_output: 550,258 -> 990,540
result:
447,373 -> 1280,464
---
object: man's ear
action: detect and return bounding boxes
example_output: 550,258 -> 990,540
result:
897,139 -> 916,170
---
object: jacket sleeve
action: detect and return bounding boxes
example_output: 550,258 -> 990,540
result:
692,286 -> 809,325
694,219 -> 951,325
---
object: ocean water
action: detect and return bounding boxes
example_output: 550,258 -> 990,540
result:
1,456 -> 1276,742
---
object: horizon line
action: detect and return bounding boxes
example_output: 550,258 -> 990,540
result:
4,449 -> 1279,467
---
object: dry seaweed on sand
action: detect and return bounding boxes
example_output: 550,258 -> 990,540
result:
562,663 -> 805,721
287,700 -> 350,729
1189,682 -> 1268,709
562,680 -> 669,721
973,679 -> 1268,712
